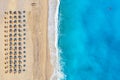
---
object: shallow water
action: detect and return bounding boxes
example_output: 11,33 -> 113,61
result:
58,0 -> 120,80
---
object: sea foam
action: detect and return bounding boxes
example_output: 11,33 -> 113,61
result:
48,0 -> 64,80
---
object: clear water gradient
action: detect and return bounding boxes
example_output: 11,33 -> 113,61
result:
58,0 -> 120,80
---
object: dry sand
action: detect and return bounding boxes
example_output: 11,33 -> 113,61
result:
0,0 -> 53,80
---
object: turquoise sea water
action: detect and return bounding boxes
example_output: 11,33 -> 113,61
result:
58,0 -> 120,80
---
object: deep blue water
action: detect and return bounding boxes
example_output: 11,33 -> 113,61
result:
58,0 -> 120,80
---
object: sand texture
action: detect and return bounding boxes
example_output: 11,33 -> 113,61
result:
0,0 -> 53,80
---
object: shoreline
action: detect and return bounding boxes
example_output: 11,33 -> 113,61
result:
48,0 -> 64,79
